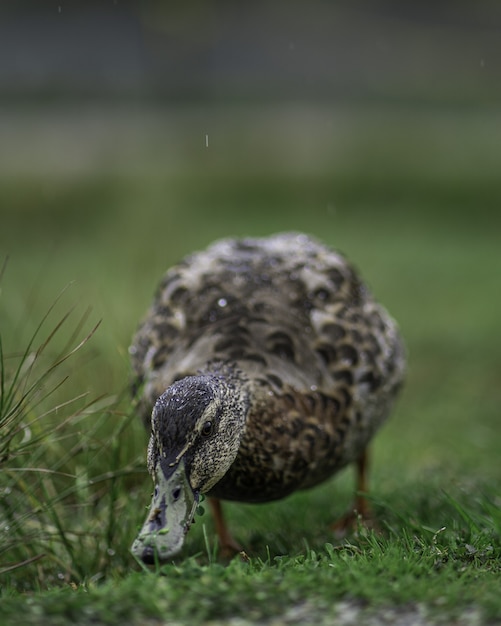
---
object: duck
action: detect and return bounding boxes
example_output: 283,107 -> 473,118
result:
130,232 -> 405,563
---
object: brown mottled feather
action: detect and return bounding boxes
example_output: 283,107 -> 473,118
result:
130,232 -> 405,504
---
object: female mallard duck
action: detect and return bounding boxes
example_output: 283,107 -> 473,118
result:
130,232 -> 405,563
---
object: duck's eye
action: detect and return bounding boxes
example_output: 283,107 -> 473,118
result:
201,420 -> 214,437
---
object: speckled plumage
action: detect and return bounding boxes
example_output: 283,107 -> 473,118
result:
131,233 -> 405,513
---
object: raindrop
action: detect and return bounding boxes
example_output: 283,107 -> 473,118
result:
310,385 -> 317,391
57,572 -> 65,580
217,298 -> 227,308
107,548 -> 116,556
21,425 -> 32,444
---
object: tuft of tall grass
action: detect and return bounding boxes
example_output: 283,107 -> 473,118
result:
0,270 -> 145,591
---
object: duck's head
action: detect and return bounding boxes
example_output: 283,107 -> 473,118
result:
131,369 -> 249,564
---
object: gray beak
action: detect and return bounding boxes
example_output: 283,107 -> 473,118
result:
131,459 -> 199,564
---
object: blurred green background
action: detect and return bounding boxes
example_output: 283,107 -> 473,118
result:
1,1 -> 500,532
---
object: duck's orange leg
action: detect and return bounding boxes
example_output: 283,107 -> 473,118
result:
208,498 -> 243,557
332,448 -> 373,535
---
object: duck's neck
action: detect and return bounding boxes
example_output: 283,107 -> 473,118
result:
201,359 -> 253,423
202,359 -> 247,383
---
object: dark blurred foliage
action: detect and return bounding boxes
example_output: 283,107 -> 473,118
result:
0,1 -> 499,103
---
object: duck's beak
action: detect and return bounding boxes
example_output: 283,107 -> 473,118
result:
131,459 -> 199,564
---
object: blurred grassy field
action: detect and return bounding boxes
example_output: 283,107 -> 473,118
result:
1,101 -> 500,622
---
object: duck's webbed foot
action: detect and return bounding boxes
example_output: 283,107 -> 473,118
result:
331,449 -> 378,538
331,505 -> 376,538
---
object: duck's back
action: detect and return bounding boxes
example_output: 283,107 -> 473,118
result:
131,233 -> 405,453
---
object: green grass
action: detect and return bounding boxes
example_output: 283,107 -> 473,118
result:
0,288 -> 145,589
0,102 -> 500,624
